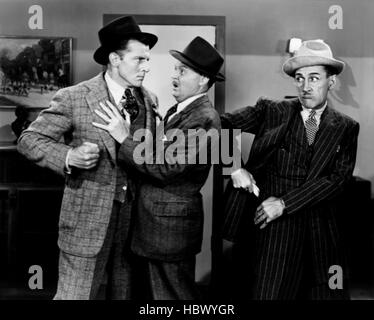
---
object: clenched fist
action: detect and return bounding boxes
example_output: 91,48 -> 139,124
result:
68,141 -> 100,170
231,168 -> 259,196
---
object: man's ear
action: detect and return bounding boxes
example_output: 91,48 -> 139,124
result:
199,75 -> 209,88
108,52 -> 121,67
328,75 -> 337,90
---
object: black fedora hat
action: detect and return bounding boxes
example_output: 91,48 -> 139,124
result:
93,16 -> 158,65
169,36 -> 225,81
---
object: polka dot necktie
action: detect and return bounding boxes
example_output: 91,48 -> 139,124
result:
305,110 -> 318,145
163,104 -> 178,125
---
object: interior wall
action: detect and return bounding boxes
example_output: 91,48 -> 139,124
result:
1,0 -> 374,282
1,0 -> 372,189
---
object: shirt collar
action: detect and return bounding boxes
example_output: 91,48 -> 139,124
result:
104,72 -> 128,106
301,101 -> 327,117
300,101 -> 327,126
175,93 -> 206,115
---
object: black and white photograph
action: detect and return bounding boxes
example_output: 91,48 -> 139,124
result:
0,0 -> 373,314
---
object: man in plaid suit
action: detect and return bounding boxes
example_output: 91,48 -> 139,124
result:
17,16 -> 158,299
221,40 -> 359,299
94,37 -> 224,299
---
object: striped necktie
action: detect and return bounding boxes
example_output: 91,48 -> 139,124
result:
305,110 -> 318,145
163,104 -> 178,125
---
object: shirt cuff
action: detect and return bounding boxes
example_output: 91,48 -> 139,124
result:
64,148 -> 73,174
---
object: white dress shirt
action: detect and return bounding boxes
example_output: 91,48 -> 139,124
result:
104,72 -> 129,106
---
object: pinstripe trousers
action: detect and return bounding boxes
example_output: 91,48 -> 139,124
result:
251,214 -> 349,300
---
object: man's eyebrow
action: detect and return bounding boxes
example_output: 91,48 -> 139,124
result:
295,72 -> 321,76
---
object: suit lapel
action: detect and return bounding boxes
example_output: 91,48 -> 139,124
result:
139,87 -> 157,133
165,95 -> 210,130
306,106 -> 346,179
85,73 -> 116,162
248,99 -> 300,171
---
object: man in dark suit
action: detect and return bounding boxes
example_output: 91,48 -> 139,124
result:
93,36 -> 224,299
17,16 -> 158,299
221,40 -> 359,299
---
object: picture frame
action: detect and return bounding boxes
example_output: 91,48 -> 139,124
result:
0,36 -> 72,111
0,36 -> 72,143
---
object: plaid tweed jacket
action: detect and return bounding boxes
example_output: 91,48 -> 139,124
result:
17,73 -> 158,257
118,95 -> 221,261
221,97 -> 359,291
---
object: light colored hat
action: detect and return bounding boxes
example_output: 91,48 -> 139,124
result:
282,39 -> 345,76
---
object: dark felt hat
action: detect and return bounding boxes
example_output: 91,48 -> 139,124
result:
93,16 -> 158,65
169,36 -> 225,81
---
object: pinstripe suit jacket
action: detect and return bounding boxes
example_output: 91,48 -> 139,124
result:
221,97 -> 359,286
118,95 -> 221,261
17,73 -> 158,257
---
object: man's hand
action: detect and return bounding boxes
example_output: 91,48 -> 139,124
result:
68,141 -> 100,170
92,100 -> 130,143
254,196 -> 285,229
231,168 -> 259,196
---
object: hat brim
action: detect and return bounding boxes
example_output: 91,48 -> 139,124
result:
169,50 -> 225,82
93,32 -> 158,65
282,56 -> 345,76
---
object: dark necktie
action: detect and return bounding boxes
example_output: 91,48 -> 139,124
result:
120,88 -> 139,122
305,110 -> 318,145
163,104 -> 178,125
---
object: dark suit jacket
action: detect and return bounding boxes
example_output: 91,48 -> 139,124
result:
17,73 -> 158,257
118,95 -> 221,261
221,97 -> 359,286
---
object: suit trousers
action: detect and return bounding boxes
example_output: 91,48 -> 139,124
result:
53,200 -> 133,300
252,224 -> 350,300
133,255 -> 202,300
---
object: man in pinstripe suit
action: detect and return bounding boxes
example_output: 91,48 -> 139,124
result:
17,16 -> 158,299
221,40 -> 359,299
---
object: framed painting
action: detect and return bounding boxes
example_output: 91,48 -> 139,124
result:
0,36 -> 72,143
0,36 -> 72,110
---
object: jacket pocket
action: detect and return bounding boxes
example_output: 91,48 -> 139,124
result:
59,187 -> 81,230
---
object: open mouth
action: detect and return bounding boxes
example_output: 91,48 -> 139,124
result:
172,81 -> 179,89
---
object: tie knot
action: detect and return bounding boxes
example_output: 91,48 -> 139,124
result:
308,110 -> 316,118
124,88 -> 132,98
